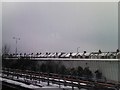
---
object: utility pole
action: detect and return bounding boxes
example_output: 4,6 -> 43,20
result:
13,37 -> 20,55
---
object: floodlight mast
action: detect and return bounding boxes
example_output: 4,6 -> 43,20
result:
13,37 -> 20,55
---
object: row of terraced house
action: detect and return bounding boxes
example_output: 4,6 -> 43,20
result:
2,49 -> 120,59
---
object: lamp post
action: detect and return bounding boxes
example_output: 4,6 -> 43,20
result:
77,47 -> 80,53
13,37 -> 20,55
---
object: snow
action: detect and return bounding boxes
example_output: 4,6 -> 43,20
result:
0,69 -> 91,90
60,53 -> 67,57
1,75 -> 87,90
65,53 -> 70,57
0,77 -> 40,89
84,53 -> 90,56
60,80 -> 64,82
80,83 -> 87,86
1,69 -> 89,90
73,82 -> 78,84
72,53 -> 77,56
76,53 -> 83,56
57,53 -> 62,56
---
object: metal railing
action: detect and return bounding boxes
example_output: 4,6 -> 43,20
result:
1,68 -> 120,90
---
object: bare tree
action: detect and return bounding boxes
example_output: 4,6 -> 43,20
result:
2,44 -> 10,55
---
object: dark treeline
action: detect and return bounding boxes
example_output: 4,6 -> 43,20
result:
2,59 -> 102,80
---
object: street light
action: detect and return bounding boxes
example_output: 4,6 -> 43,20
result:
77,47 -> 80,53
13,37 -> 20,55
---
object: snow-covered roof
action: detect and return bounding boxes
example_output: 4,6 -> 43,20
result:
65,53 -> 70,57
99,52 -> 108,56
39,53 -> 46,57
76,53 -> 83,56
83,53 -> 90,56
3,50 -> 120,59
51,53 -> 56,57
107,52 -> 117,56
57,53 -> 61,56
47,53 -> 53,57
60,53 -> 67,57
71,53 -> 77,56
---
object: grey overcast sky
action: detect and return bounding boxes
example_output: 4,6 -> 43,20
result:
2,2 -> 118,53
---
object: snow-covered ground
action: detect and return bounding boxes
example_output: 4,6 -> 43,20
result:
0,77 -> 40,89
1,70 -> 89,90
0,75 -> 87,90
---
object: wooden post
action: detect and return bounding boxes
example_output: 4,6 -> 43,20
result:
34,75 -> 37,85
78,82 -> 81,90
12,70 -> 14,79
7,68 -> 9,77
20,70 -> 22,78
16,70 -> 19,79
39,72 -> 40,83
59,77 -> 60,88
64,77 -> 66,86
71,81 -> 74,90
47,73 -> 50,86
30,73 -> 32,81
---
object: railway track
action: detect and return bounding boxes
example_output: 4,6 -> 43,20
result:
2,68 -> 120,90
